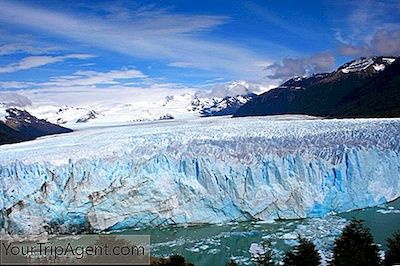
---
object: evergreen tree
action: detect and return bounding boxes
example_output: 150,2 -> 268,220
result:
283,237 -> 320,266
384,231 -> 400,266
331,219 -> 380,266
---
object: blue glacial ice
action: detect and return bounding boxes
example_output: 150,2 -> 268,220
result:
0,116 -> 399,235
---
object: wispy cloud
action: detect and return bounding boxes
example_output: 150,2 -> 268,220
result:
45,68 -> 148,87
0,67 -> 147,89
0,44 -> 58,56
0,1 -> 268,79
167,62 -> 195,68
0,81 -> 35,89
0,54 -> 95,73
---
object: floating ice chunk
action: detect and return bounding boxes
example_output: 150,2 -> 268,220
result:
376,209 -> 400,214
281,233 -> 298,240
249,243 -> 265,257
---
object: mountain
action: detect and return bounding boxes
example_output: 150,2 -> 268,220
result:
0,107 -> 73,145
190,93 -> 256,117
26,105 -> 102,124
200,93 -> 256,116
234,56 -> 400,118
25,100 -> 187,125
190,80 -> 261,117
55,106 -> 100,124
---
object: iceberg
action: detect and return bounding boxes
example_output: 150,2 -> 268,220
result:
0,116 -> 399,235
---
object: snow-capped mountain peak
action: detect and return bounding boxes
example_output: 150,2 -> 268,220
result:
339,56 -> 396,74
199,93 -> 256,117
188,80 -> 261,117
30,105 -> 101,124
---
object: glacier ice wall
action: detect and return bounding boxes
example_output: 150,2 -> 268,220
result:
0,116 -> 399,235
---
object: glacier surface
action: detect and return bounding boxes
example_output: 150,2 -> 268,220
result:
0,116 -> 399,235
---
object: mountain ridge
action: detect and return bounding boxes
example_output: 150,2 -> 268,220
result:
0,107 -> 73,145
234,56 -> 400,118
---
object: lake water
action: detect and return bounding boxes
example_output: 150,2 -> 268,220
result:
116,198 -> 400,265
6,198 -> 398,265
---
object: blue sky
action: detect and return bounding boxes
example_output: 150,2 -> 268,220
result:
0,0 -> 399,93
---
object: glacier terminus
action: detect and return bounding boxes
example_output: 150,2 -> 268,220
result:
0,116 -> 399,235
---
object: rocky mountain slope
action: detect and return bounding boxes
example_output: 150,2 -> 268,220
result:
234,56 -> 400,118
0,107 -> 72,145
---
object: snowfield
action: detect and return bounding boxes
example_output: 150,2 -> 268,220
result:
0,115 -> 400,235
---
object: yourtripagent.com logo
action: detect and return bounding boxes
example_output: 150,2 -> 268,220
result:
0,235 -> 150,265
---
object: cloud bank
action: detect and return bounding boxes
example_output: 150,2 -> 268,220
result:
196,80 -> 275,98
339,29 -> 400,56
0,92 -> 32,107
266,52 -> 336,81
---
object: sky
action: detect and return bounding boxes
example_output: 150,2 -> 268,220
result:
0,0 -> 399,102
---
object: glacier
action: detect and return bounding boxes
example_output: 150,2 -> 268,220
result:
0,116 -> 399,235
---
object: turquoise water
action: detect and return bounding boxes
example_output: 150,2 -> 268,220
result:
339,198 -> 400,248
115,198 -> 400,265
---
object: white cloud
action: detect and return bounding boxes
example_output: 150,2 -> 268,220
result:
266,52 -> 336,81
0,68 -> 148,90
0,71 -> 274,110
196,80 -> 276,98
334,1 -> 400,57
0,92 -> 32,107
338,28 -> 400,56
11,83 -> 195,107
0,1 -> 269,79
45,68 -> 148,87
0,81 -> 33,89
0,54 -> 95,73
